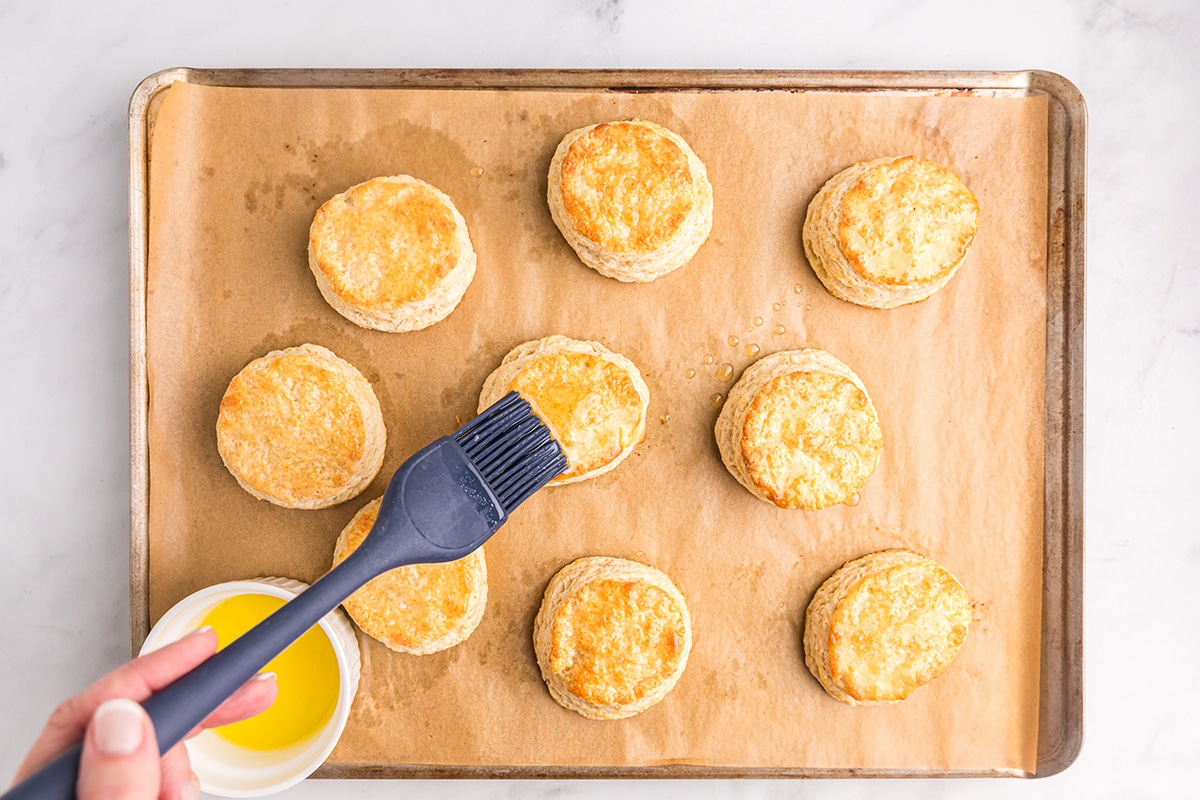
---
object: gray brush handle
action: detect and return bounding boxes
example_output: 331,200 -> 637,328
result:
5,431 -> 519,800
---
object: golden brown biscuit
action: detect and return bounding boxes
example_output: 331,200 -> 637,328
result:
308,175 -> 476,331
216,344 -> 385,509
547,119 -> 713,282
477,335 -> 649,485
715,349 -> 882,510
332,497 -> 487,655
804,550 -> 971,705
802,156 -> 979,308
533,557 -> 692,720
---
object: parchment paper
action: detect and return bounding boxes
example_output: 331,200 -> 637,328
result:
146,82 -> 1048,774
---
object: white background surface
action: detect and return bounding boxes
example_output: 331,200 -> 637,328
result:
1,0 -> 1196,797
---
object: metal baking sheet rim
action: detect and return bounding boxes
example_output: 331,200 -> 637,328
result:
127,68 -> 1085,779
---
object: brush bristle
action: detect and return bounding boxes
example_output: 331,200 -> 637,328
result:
455,392 -> 567,512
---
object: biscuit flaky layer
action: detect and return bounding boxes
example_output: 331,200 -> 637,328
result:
309,175 -> 477,331
715,349 -> 882,510
533,557 -> 692,720
215,344 -> 386,509
547,120 -> 713,282
804,549 -> 971,705
332,498 -> 487,655
802,156 -> 979,309
477,335 -> 649,484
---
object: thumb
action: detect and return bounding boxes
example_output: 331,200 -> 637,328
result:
77,699 -> 161,800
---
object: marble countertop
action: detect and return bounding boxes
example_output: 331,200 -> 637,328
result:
1,1 -> 1195,797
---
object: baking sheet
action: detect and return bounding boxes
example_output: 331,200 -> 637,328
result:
135,76 -> 1060,776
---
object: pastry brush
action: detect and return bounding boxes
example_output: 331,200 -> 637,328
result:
6,391 -> 565,800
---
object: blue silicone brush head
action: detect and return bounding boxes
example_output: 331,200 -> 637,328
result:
367,391 -> 567,567
455,391 -> 568,513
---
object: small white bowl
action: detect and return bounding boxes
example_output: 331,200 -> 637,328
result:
140,577 -> 361,797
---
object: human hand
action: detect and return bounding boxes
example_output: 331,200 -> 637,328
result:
12,628 -> 277,800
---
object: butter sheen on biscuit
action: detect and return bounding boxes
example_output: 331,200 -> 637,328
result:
215,344 -> 385,510
804,549 -> 971,705
332,497 -> 487,655
477,335 -> 649,485
533,557 -> 692,720
548,120 -> 713,282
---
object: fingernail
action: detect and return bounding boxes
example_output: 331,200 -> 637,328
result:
92,698 -> 146,756
252,671 -> 276,682
187,625 -> 214,637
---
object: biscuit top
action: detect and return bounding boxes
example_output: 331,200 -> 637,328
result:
309,177 -> 462,307
547,578 -> 688,708
838,157 -> 979,286
509,351 -> 643,482
559,121 -> 695,253
333,499 -> 480,648
217,351 -> 366,505
828,556 -> 971,702
740,370 -> 882,510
